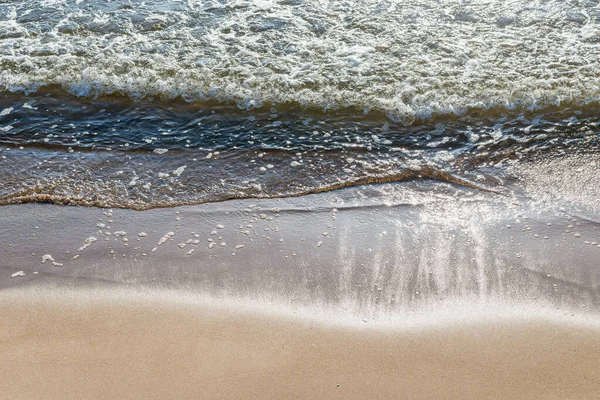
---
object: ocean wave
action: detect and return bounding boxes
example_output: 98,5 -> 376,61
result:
1,0 -> 599,123
0,89 -> 598,210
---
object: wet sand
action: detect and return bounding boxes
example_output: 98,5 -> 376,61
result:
1,181 -> 600,398
2,288 -> 600,400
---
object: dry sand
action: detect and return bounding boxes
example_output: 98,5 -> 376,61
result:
1,288 -> 600,400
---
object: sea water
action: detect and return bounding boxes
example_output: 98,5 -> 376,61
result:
0,0 -> 598,209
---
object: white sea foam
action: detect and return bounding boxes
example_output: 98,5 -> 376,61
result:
0,107 -> 13,116
172,166 -> 187,177
0,0 -> 598,122
157,232 -> 175,246
78,236 -> 97,252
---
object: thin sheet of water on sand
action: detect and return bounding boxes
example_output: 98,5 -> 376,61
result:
2,179 -> 599,314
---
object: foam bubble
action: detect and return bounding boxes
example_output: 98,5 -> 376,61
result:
78,237 -> 97,252
157,232 -> 175,246
173,166 -> 187,177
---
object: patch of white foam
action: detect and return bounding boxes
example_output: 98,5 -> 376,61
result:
157,232 -> 175,246
1,0 -> 599,122
78,236 -> 97,252
172,166 -> 186,177
514,154 -> 600,214
0,107 -> 13,116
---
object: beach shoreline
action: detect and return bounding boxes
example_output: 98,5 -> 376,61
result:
1,180 -> 600,398
2,1 -> 600,398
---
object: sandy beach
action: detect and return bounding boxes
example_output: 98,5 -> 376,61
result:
2,0 -> 600,398
2,287 -> 600,400
1,180 -> 599,398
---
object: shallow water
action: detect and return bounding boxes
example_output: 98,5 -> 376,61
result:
0,0 -> 599,209
0,92 -> 598,208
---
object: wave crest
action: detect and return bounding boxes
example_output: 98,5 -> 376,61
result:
1,0 -> 599,122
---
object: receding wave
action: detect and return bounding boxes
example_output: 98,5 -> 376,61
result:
0,93 -> 598,209
1,0 -> 600,122
1,0 -> 600,209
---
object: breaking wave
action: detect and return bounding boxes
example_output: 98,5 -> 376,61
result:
1,0 -> 600,123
